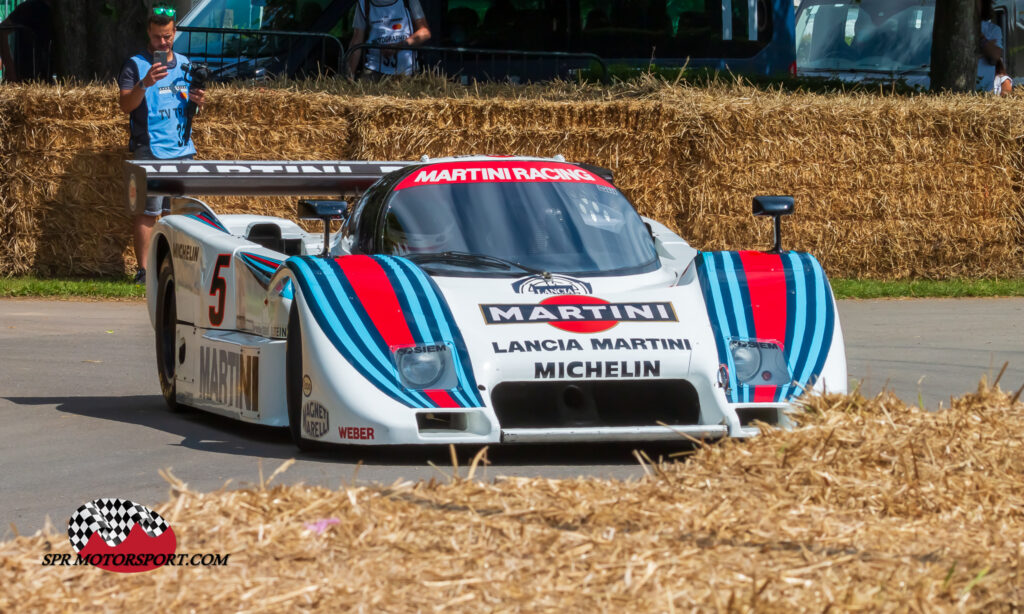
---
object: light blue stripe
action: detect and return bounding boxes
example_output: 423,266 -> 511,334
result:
293,258 -> 421,407
397,259 -> 477,407
311,258 -> 433,407
785,252 -> 808,383
383,256 -> 473,406
720,253 -> 751,402
797,257 -> 829,388
703,253 -> 740,403
376,257 -> 434,344
722,252 -> 749,340
244,259 -> 276,277
250,260 -> 277,275
396,258 -> 482,407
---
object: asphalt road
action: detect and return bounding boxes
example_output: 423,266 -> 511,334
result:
1,297 -> 1022,535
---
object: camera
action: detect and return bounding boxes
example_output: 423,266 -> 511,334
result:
180,63 -> 213,145
183,62 -> 212,91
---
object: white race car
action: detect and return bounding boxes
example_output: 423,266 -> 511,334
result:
128,155 -> 846,449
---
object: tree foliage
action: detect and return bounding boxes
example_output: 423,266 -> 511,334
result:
50,0 -> 191,80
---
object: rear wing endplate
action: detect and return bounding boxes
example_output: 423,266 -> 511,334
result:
124,160 -> 411,215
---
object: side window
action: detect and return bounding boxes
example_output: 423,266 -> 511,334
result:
340,193 -> 368,254
343,180 -> 389,255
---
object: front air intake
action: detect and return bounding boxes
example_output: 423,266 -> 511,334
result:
490,380 -> 700,429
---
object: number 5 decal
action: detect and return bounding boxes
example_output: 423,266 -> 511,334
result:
209,254 -> 231,326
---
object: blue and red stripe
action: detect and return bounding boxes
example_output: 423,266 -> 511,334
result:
239,252 -> 283,288
285,255 -> 482,409
696,250 -> 836,403
187,212 -> 229,234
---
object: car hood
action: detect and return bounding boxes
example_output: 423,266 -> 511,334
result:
431,269 -> 713,386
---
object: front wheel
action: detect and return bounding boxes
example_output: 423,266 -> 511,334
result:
286,302 -> 314,451
155,256 -> 182,412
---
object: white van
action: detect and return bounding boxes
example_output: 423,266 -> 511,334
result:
795,0 -> 1016,90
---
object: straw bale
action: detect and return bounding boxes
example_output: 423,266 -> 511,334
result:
193,122 -> 352,160
2,83 -> 1024,278
2,381 -> 1022,611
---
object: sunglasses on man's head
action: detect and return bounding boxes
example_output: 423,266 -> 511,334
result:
153,6 -> 176,17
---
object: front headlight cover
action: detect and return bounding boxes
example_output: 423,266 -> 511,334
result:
393,342 -> 458,390
729,339 -> 791,386
731,342 -> 761,381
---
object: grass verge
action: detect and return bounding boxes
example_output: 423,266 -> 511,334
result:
831,278 -> 1024,299
0,276 -> 145,299
0,277 -> 1022,300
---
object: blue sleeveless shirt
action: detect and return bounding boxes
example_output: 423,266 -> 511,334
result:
126,52 -> 196,159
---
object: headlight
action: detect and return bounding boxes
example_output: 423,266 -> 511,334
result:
729,339 -> 791,386
730,341 -> 761,382
393,343 -> 457,390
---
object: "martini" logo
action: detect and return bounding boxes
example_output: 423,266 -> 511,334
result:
480,296 -> 677,333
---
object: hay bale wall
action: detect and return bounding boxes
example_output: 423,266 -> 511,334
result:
0,84 -> 1021,279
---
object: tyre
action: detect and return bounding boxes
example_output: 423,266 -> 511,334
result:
286,302 -> 314,451
155,256 -> 182,412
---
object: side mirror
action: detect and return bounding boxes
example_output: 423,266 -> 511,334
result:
752,196 -> 794,253
299,199 -> 349,257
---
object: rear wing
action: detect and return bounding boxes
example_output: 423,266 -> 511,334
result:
124,160 -> 411,215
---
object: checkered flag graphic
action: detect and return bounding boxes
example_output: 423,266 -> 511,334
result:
67,498 -> 170,553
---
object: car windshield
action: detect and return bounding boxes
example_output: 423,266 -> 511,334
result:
796,0 -> 934,73
380,164 -> 659,277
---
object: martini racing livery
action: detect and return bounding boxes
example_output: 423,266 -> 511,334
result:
128,155 -> 847,449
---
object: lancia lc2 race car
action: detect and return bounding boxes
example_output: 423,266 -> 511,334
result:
125,155 -> 847,450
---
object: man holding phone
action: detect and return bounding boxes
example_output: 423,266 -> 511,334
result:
118,4 -> 205,284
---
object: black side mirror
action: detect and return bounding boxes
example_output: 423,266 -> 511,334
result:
752,196 -> 794,253
299,199 -> 349,257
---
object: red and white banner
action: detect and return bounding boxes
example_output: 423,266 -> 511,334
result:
395,160 -> 613,190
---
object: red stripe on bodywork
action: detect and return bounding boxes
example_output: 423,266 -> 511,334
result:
246,253 -> 281,267
335,255 -> 415,348
737,251 -> 788,350
424,390 -> 459,408
738,251 -> 788,404
753,385 -> 777,403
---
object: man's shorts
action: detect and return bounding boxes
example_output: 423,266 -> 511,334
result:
132,146 -> 195,217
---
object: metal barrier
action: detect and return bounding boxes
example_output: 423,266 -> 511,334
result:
0,23 -> 37,82
175,27 -> 344,79
344,43 -> 609,84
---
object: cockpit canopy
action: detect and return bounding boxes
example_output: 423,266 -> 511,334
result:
380,161 -> 659,277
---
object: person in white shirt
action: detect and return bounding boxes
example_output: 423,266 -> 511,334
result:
994,58 -> 1012,95
347,0 -> 431,78
977,0 -> 1003,91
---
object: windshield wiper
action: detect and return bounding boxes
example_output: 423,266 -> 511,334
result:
405,251 -> 552,278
